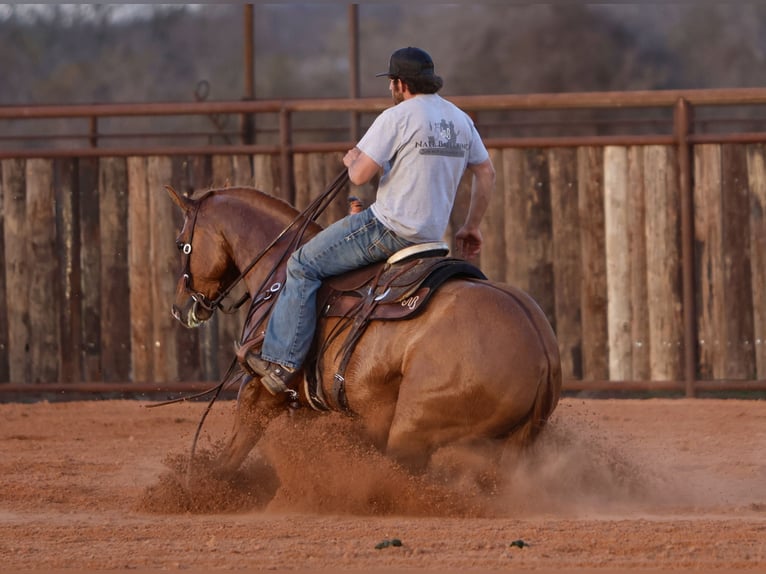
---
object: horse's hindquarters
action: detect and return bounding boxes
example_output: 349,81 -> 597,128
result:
323,279 -> 561,468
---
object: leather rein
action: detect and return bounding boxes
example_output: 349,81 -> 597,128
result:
175,170 -> 351,318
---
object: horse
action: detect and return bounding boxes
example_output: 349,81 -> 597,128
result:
165,182 -> 562,478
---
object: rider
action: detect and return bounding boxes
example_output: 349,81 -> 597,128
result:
245,46 -> 496,395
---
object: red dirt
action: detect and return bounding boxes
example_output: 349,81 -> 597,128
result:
0,396 -> 764,571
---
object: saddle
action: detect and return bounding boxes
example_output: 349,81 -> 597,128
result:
308,242 -> 486,411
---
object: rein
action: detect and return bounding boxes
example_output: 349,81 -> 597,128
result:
174,169 -> 350,316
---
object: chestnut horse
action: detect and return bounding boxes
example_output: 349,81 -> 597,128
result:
166,184 -> 561,475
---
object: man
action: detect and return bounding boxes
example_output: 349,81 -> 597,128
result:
246,46 -> 496,395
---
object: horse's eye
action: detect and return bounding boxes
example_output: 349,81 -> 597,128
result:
176,240 -> 184,252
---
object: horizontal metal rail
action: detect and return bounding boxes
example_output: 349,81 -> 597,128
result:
3,87 -> 766,160
0,135 -> 686,160
6,87 -> 766,121
0,379 -> 764,397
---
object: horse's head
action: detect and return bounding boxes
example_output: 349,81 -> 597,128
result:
166,185 -> 240,329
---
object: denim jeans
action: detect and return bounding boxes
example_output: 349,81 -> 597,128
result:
261,207 -> 414,370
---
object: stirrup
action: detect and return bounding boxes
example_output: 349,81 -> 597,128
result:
243,352 -> 296,396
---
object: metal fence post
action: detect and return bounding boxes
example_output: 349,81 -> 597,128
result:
279,106 -> 293,202
348,3 -> 361,142
89,116 -> 98,148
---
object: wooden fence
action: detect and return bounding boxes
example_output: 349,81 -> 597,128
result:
1,142 -> 764,388
3,88 -> 766,392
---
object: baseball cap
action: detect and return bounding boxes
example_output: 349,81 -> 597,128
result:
376,47 -> 436,79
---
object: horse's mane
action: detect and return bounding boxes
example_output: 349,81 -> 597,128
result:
196,186 -> 305,224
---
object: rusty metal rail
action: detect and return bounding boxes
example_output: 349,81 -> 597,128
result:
3,87 -> 766,158
0,379 -> 764,397
0,87 -> 765,125
6,86 -> 766,121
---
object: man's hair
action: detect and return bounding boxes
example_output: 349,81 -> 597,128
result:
396,74 -> 444,95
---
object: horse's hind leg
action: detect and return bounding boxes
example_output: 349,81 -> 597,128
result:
215,378 -> 279,475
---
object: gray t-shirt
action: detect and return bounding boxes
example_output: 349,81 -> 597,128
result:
357,93 -> 489,242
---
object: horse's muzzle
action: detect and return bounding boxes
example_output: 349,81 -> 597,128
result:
171,299 -> 212,328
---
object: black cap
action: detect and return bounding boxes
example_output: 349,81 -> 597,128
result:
376,47 -> 435,80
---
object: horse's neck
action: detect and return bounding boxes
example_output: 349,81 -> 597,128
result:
215,190 -> 320,295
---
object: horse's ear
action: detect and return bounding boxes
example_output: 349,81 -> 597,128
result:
165,185 -> 195,213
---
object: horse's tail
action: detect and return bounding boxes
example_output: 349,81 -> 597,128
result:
496,284 -> 563,452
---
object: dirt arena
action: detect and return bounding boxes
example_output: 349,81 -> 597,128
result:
0,394 -> 764,572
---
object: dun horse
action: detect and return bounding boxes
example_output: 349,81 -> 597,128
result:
166,183 -> 561,476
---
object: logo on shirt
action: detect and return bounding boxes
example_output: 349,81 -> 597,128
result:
415,119 -> 468,158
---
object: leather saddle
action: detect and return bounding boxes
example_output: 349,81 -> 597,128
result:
318,242 -> 485,320
306,242 -> 487,411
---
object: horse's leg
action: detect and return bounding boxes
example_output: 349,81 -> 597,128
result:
215,377 -> 283,474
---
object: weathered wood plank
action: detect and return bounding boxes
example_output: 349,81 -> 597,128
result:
502,147 -> 526,288
526,149 -> 555,322
53,159 -> 81,383
26,158 -> 60,382
549,147 -> 582,379
747,144 -> 766,378
127,157 -> 153,383
79,157 -> 101,381
577,146 -> 608,380
500,148 -> 554,321
232,154 -> 253,187
627,146 -> 650,380
604,146 -> 632,380
1,159 -> 29,383
147,156 -> 178,382
293,153 -> 310,212
210,155 -> 241,189
98,158 -> 131,382
694,144 -> 723,379
253,153 -> 276,193
0,161 -> 8,382
190,155 -> 213,195
479,147 -> 506,281
720,144 -> 755,379
644,145 -> 683,380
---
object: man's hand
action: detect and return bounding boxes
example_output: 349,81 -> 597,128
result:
455,226 -> 483,259
343,147 -> 361,168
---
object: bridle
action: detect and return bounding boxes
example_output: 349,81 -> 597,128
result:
175,170 -> 351,319
177,190 -> 250,316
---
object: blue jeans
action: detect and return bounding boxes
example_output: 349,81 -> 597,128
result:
261,208 -> 414,370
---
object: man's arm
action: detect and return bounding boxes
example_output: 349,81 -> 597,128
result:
455,157 -> 496,259
343,147 -> 381,185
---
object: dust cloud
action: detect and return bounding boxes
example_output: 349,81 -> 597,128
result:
139,402 -> 691,518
